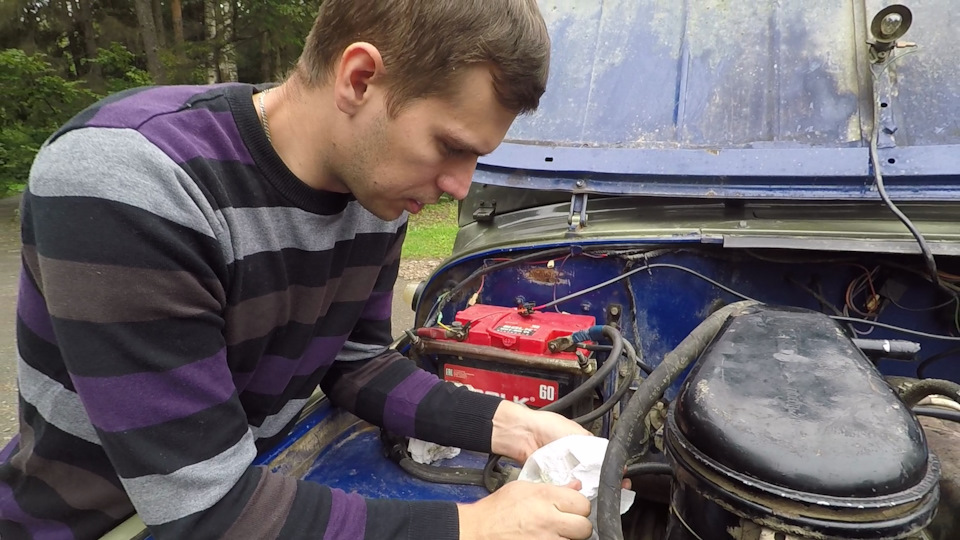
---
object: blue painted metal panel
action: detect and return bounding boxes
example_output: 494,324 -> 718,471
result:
478,0 -> 960,199
302,427 -> 489,503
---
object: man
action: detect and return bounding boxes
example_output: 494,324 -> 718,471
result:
0,0 -> 598,539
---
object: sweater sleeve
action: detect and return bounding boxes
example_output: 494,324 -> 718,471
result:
320,224 -> 504,452
22,127 -> 466,540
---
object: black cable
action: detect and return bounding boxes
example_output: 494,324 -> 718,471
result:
914,406 -> 960,424
830,316 -> 960,342
624,462 -> 673,477
916,347 -> 960,379
537,263 -> 758,311
536,261 -> 960,343
581,344 -> 653,375
869,61 -> 955,300
575,341 -> 638,425
542,326 -> 624,414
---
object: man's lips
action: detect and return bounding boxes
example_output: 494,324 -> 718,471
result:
406,199 -> 424,214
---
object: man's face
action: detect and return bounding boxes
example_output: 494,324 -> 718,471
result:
334,65 -> 518,221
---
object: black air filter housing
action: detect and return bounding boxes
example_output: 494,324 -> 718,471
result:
664,305 -> 940,539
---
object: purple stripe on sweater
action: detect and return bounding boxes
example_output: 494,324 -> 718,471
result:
87,86 -> 215,129
382,370 -> 442,437
140,109 -> 254,165
323,488 -> 367,540
0,483 -> 74,540
17,272 -> 56,343
0,434 -> 20,463
360,291 -> 393,322
242,335 -> 348,395
70,350 -> 234,432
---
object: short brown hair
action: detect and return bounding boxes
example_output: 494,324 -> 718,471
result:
297,0 -> 550,115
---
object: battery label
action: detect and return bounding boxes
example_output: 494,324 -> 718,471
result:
493,324 -> 540,336
443,364 -> 559,406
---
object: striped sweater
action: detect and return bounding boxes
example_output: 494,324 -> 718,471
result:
0,84 -> 503,539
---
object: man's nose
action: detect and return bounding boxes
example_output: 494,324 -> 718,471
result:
437,158 -> 478,201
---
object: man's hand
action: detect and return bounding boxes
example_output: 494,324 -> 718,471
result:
458,480 -> 592,540
490,400 -> 591,464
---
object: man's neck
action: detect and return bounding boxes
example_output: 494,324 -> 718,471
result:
254,79 -> 349,193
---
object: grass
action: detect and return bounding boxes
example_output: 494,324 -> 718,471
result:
402,198 -> 459,259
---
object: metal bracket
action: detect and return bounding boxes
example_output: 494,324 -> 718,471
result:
872,62 -> 900,150
472,200 -> 496,223
567,193 -> 589,233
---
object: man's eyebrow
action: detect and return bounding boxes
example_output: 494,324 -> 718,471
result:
443,133 -> 490,157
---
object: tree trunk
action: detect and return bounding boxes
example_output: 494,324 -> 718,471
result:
77,0 -> 102,84
171,0 -> 184,47
204,0 -> 219,83
151,0 -> 167,48
260,30 -> 272,82
134,0 -> 166,83
220,0 -> 238,82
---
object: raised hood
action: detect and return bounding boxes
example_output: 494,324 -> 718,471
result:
475,0 -> 960,200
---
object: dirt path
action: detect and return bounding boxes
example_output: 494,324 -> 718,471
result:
0,196 -> 22,445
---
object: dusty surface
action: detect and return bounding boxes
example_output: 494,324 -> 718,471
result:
0,195 -> 21,446
0,203 -> 439,447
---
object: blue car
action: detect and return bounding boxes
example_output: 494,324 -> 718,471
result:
105,2 -> 960,538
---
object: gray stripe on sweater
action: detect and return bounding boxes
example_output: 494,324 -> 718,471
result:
122,430 -> 257,525
217,202 -> 404,261
18,358 -> 100,445
250,398 -> 309,440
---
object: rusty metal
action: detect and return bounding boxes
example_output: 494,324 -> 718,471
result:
415,338 -> 584,375
524,267 -> 562,285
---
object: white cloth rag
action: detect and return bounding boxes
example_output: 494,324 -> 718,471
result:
407,438 -> 461,465
518,435 -> 636,540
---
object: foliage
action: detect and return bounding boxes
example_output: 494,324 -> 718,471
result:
0,49 -> 100,196
0,1 -> 325,195
91,42 -> 154,93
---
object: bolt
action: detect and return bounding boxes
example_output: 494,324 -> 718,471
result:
576,180 -> 585,188
610,306 -> 621,317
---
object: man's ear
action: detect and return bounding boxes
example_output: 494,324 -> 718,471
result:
333,43 -> 385,116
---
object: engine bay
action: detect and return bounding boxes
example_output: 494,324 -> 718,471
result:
396,244 -> 960,540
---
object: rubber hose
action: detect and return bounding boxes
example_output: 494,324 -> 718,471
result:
484,329 -> 630,492
575,340 -> 639,425
899,379 -> 960,408
543,325 -> 624,414
914,406 -> 960,424
624,462 -> 672,477
596,300 -> 757,540
397,458 -> 487,486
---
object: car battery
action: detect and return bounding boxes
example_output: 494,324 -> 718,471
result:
428,305 -> 597,409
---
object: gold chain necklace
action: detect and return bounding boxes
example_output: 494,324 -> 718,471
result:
258,88 -> 272,143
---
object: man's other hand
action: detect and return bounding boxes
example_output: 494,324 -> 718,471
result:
458,479 -> 592,540
490,400 -> 591,464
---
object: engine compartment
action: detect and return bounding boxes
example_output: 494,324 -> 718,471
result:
401,243 -> 960,540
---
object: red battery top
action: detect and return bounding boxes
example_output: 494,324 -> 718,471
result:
450,305 -> 596,360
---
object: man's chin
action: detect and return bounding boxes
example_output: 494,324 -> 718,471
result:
356,199 -> 408,222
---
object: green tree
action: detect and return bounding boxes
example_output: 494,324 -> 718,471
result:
0,49 -> 99,194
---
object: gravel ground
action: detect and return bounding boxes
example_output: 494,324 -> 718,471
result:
0,196 -> 22,446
